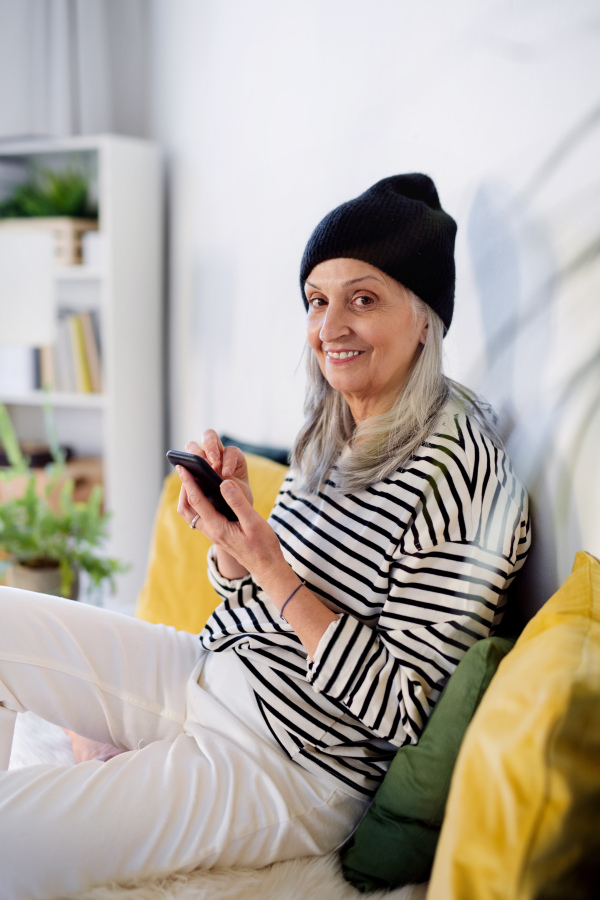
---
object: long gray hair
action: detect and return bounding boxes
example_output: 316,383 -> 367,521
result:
291,292 -> 501,494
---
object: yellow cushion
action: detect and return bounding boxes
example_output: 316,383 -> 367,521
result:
428,551 -> 600,900
135,453 -> 288,633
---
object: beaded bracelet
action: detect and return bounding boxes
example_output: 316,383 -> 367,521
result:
279,582 -> 305,621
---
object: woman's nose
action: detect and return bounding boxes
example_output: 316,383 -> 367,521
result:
319,304 -> 351,343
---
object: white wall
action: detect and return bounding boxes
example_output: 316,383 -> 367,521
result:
151,0 -> 600,608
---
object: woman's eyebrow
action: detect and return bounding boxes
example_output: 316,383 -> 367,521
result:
342,275 -> 383,287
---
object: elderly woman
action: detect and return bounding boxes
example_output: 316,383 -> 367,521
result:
0,174 -> 529,899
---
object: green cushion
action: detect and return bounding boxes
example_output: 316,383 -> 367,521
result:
340,635 -> 515,891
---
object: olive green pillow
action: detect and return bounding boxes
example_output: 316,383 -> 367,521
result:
340,635 -> 515,892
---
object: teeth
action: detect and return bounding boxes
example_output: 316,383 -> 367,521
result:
327,350 -> 361,359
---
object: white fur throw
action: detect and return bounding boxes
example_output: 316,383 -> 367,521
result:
10,713 -> 428,900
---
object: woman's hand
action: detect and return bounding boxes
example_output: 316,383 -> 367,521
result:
176,430 -> 282,583
184,431 -> 253,504
177,429 -> 339,658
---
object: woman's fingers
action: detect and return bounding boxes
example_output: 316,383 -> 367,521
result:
177,482 -> 196,520
220,480 -> 253,524
221,445 -> 237,478
183,432 -> 248,487
178,466 -> 211,515
178,466 -> 246,532
184,440 -> 208,460
200,429 -> 224,470
184,430 -> 226,477
186,432 -> 252,503
222,444 -> 248,482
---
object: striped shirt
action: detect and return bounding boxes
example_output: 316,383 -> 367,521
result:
201,407 -> 531,799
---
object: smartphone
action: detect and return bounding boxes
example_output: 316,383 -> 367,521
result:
166,450 -> 238,522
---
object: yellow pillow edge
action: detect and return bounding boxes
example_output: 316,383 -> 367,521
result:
427,551 -> 600,900
516,550 -> 600,643
135,454 -> 289,632
522,552 -> 600,894
519,555 -> 600,897
134,471 -> 216,631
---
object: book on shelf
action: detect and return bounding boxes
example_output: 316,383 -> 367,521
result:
39,345 -> 56,392
55,316 -> 76,392
33,311 -> 103,394
0,345 -> 36,393
79,311 -> 102,393
67,314 -> 92,393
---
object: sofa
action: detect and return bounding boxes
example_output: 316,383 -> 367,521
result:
9,452 -> 600,900
134,453 -> 600,900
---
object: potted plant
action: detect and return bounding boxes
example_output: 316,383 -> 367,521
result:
0,403 -> 126,600
0,164 -> 98,266
0,164 -> 96,219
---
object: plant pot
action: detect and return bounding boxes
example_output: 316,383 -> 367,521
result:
5,563 -> 79,600
0,217 -> 98,266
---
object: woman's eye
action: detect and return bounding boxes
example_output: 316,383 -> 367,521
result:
309,297 -> 326,309
354,295 -> 374,307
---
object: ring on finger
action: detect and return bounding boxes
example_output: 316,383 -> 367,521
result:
190,513 -> 200,530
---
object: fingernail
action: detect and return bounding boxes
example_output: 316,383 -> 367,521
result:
221,481 -> 235,498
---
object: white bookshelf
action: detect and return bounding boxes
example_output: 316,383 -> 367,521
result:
0,135 -> 164,611
55,266 -> 105,282
0,390 -> 107,409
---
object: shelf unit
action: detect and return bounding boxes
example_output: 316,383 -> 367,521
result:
55,267 -> 105,282
0,135 -> 164,610
0,391 -> 107,408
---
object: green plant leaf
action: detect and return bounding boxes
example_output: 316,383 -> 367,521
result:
43,395 -> 66,465
59,557 -> 75,598
0,404 -> 26,470
0,166 -> 96,219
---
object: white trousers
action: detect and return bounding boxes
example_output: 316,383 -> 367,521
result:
0,586 -> 367,900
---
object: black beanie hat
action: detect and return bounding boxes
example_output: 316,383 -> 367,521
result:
300,173 -> 457,332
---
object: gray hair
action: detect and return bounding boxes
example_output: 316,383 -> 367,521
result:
291,292 -> 501,494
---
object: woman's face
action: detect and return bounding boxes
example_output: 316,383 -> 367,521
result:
305,258 -> 428,423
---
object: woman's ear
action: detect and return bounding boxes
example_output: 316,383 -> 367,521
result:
419,319 -> 429,345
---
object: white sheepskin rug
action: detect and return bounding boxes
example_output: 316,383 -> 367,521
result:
10,713 -> 428,900
70,853 -> 428,900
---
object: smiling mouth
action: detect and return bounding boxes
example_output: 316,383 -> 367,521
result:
325,350 -> 365,360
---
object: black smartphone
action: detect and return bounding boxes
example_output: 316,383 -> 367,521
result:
166,450 -> 238,522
